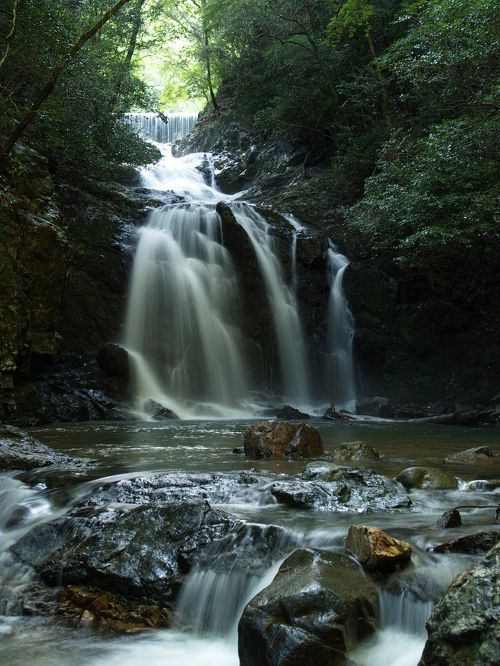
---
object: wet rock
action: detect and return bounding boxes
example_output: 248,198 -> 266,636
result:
333,441 -> 380,463
0,424 -> 94,471
238,548 -> 377,666
57,585 -> 172,633
430,530 -> 500,554
356,396 -> 394,418
244,421 -> 324,459
465,479 -> 500,492
345,525 -> 412,572
11,500 -> 235,605
97,343 -> 130,380
271,462 -> 410,512
323,406 -> 355,420
143,399 -> 177,420
419,541 -> 500,665
443,446 -> 494,464
274,405 -> 310,420
433,509 -> 462,530
395,467 -> 458,490
232,447 -> 244,454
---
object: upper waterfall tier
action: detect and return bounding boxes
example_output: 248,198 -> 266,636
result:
125,112 -> 198,143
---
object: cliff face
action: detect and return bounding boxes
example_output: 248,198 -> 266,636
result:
180,119 -> 500,406
0,144 -> 157,424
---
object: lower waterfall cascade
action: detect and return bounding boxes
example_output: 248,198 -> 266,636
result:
123,113 -> 358,418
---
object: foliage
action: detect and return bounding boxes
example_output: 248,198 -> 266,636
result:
0,0 -> 160,175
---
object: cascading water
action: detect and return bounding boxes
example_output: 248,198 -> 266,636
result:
324,242 -> 357,411
123,112 -> 357,416
125,112 -> 198,144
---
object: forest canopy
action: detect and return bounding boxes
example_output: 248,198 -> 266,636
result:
0,0 -> 498,268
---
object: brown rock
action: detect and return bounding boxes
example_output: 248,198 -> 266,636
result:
433,509 -> 462,530
243,420 -> 324,459
58,585 -> 172,634
333,441 -> 380,463
443,446 -> 494,464
345,525 -> 412,572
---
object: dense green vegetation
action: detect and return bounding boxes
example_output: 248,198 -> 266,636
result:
1,0 -> 498,265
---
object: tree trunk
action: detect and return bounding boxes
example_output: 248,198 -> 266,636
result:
204,28 -> 219,114
0,0 -> 131,162
0,0 -> 20,70
108,0 -> 146,114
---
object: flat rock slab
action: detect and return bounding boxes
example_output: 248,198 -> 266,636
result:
0,425 -> 94,471
395,467 -> 458,490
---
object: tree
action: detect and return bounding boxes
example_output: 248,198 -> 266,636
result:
0,0 -> 132,162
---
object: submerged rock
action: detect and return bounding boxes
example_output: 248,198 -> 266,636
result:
443,446 -> 494,464
345,525 -> 412,572
395,467 -> 458,490
274,405 -> 310,420
0,424 -> 94,471
238,548 -> 377,666
243,420 -> 324,459
332,441 -> 380,463
11,500 -> 235,605
419,541 -> 500,665
430,530 -> 500,555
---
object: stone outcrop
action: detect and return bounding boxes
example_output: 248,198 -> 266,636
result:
243,421 -> 324,459
274,405 -> 310,420
11,499 -> 235,604
238,548 -> 377,666
345,525 -> 412,572
395,467 -> 458,490
97,343 -> 130,380
419,542 -> 500,665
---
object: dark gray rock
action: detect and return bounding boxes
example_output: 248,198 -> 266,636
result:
238,548 -> 377,666
0,424 -> 93,471
356,396 -> 394,418
11,500 -> 235,605
97,343 -> 130,380
430,530 -> 500,554
433,509 -> 462,530
143,399 -> 177,420
275,405 -> 310,420
419,542 -> 500,665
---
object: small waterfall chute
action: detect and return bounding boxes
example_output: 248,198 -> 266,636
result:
124,112 -> 198,144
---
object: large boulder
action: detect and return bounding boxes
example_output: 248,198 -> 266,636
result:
238,548 -> 377,666
244,421 -> 324,459
11,500 -> 234,605
419,542 -> 500,665
345,525 -> 412,572
332,441 -> 380,463
395,467 -> 458,490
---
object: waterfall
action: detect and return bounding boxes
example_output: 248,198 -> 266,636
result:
123,114 -> 358,417
125,112 -> 198,144
124,203 -> 249,418
325,242 -> 356,411
231,204 -> 310,405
